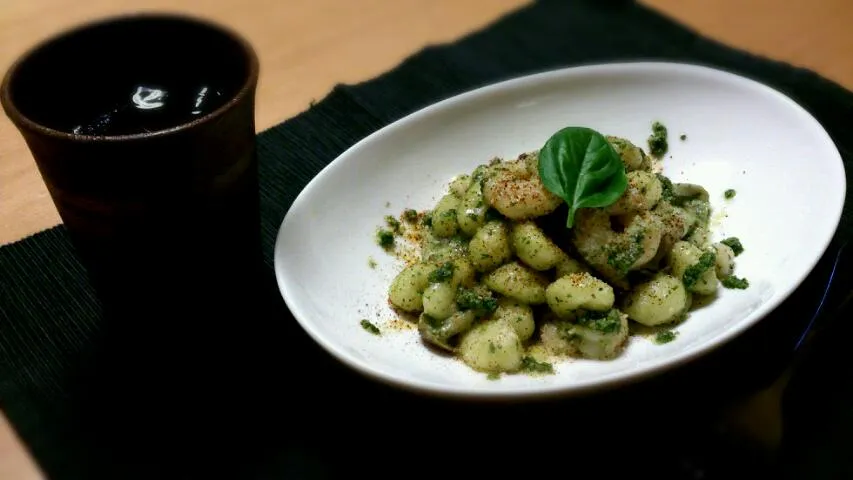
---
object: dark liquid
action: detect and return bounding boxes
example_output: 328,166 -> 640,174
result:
5,15 -> 262,315
71,82 -> 229,136
8,16 -> 248,137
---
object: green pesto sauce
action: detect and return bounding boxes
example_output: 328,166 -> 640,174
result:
376,229 -> 394,249
682,251 -> 716,289
385,215 -> 401,233
657,174 -> 675,202
427,261 -> 455,283
724,189 -> 737,200
654,330 -> 678,344
402,209 -> 419,222
487,372 -> 501,381
472,165 -> 489,184
367,257 -> 377,269
456,287 -> 498,315
720,237 -> 744,256
576,309 -> 622,334
440,209 -> 457,221
360,319 -> 381,335
721,275 -> 749,289
648,121 -> 669,157
607,232 -> 645,274
520,356 -> 555,374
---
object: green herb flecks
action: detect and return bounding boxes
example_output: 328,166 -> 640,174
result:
385,215 -> 401,233
724,189 -> 736,200
654,330 -> 678,344
422,234 -> 469,264
376,229 -> 394,249
487,372 -> 501,381
680,134 -> 687,141
537,126 -> 628,228
576,309 -> 622,334
648,121 -> 668,157
720,237 -> 744,256
367,257 -> 377,269
682,251 -> 716,289
402,209 -> 419,222
607,232 -> 645,274
721,275 -> 749,289
456,288 -> 498,316
472,165 -> 490,185
428,262 -> 455,283
657,174 -> 675,202
520,356 -> 555,375
360,319 -> 381,335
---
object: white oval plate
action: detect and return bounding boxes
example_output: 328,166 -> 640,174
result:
274,62 -> 846,399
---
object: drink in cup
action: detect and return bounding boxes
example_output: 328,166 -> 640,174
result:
1,14 -> 263,322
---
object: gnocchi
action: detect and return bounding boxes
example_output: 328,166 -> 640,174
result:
511,221 -> 565,271
378,133 -> 747,378
668,241 -> 718,296
469,220 -> 512,272
483,261 -> 548,305
458,319 -> 524,373
545,272 -> 614,318
622,273 -> 691,326
431,193 -> 461,238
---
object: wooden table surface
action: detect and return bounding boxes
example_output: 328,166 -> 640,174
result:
1,0 -> 852,478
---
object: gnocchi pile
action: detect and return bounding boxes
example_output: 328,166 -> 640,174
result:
380,136 -> 746,377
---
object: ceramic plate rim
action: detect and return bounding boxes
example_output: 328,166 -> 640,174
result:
274,61 -> 846,400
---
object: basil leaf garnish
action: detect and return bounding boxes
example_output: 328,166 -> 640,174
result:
537,126 -> 628,228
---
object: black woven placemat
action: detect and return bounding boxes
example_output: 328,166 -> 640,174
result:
2,1 -> 852,479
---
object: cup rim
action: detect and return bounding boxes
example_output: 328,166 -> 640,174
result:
0,12 -> 260,143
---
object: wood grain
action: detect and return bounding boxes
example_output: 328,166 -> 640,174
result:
1,1 -> 852,478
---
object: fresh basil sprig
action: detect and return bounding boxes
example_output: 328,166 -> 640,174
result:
537,126 -> 628,228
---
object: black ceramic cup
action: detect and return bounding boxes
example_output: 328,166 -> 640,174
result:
1,14 -> 262,322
